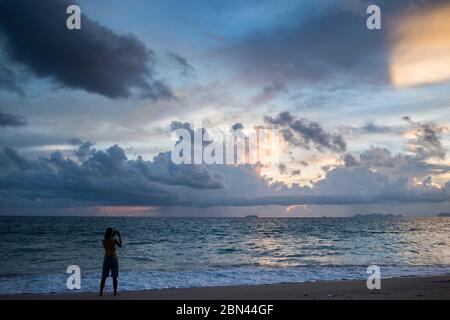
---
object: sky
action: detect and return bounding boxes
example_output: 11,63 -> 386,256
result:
0,0 -> 450,217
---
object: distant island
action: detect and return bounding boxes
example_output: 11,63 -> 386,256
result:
438,213 -> 450,217
245,215 -> 259,218
353,213 -> 402,218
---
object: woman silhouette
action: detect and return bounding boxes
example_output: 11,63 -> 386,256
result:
99,227 -> 122,296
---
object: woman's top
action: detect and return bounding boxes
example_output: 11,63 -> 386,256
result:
102,239 -> 117,258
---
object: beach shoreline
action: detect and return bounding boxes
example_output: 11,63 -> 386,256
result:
2,275 -> 450,300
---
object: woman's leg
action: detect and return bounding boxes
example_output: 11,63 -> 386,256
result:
100,258 -> 109,296
99,277 -> 106,296
113,277 -> 118,295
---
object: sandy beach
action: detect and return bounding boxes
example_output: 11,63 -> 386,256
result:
3,275 -> 450,300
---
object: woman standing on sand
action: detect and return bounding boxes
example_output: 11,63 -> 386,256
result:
99,227 -> 122,296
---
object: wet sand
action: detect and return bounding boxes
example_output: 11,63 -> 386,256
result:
2,275 -> 450,300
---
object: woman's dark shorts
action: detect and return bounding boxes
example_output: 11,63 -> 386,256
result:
102,256 -> 119,279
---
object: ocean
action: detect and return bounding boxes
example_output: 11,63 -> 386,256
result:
0,216 -> 449,295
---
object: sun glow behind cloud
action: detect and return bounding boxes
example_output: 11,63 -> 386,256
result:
389,4 -> 450,88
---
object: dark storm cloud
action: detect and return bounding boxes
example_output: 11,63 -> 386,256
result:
222,0 -> 446,85
167,51 -> 195,77
0,112 -> 28,127
265,111 -> 346,153
0,0 -> 172,99
0,144 -> 225,208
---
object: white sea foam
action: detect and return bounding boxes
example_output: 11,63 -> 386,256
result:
1,265 -> 450,295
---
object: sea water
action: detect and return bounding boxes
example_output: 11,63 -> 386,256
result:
0,216 -> 449,294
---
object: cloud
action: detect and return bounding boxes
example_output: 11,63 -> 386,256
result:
0,63 -> 25,96
341,120 -> 406,138
1,139 -> 449,211
265,111 -> 346,153
220,1 -> 389,85
253,80 -> 288,104
169,120 -> 213,151
389,2 -> 450,87
313,166 -> 409,197
344,147 -> 450,186
0,0 -> 172,99
341,153 -> 358,167
0,147 -> 30,170
67,138 -> 95,161
169,121 -> 194,135
231,123 -> 244,131
0,144 -> 225,209
202,164 -> 450,207
167,51 -> 195,76
278,163 -> 287,174
343,117 -> 449,175
299,161 -> 308,167
220,0 -> 447,87
422,176 -> 432,187
67,138 -> 84,146
0,112 -> 28,127
359,121 -> 396,134
403,116 -> 447,160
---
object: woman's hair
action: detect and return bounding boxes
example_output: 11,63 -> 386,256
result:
104,227 -> 113,240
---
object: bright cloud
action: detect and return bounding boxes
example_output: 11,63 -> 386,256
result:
389,3 -> 450,88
